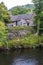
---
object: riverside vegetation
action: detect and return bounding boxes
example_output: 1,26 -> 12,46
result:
0,1 -> 43,50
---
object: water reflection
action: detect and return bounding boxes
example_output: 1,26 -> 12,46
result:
0,49 -> 43,65
12,58 -> 38,65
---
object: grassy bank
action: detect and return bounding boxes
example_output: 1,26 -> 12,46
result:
5,34 -> 43,49
0,25 -> 43,50
8,35 -> 43,48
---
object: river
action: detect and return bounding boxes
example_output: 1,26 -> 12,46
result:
0,49 -> 43,65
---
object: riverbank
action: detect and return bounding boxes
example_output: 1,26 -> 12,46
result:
0,44 -> 43,52
0,34 -> 43,51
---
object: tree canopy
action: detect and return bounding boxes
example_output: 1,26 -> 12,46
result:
32,0 -> 43,35
0,2 -> 11,23
0,2 -> 11,47
10,6 -> 31,15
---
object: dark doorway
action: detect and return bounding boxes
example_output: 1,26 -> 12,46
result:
27,23 -> 29,26
16,21 -> 17,26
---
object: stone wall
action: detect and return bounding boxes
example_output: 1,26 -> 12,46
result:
8,29 -> 31,39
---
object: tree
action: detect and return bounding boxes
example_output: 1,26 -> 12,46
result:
10,6 -> 31,15
32,0 -> 43,35
0,2 -> 11,23
0,21 -> 8,47
0,2 -> 10,48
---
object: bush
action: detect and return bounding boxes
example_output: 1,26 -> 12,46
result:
7,34 -> 41,48
0,21 -> 8,48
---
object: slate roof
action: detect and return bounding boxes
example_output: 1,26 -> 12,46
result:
10,13 -> 34,22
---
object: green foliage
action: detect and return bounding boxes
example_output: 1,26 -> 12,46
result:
10,6 -> 31,15
0,2 -> 11,23
7,34 -> 43,48
9,4 -> 34,15
0,21 -> 8,47
24,4 -> 34,9
0,2 -> 10,48
0,2 -> 11,48
32,0 -> 43,35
